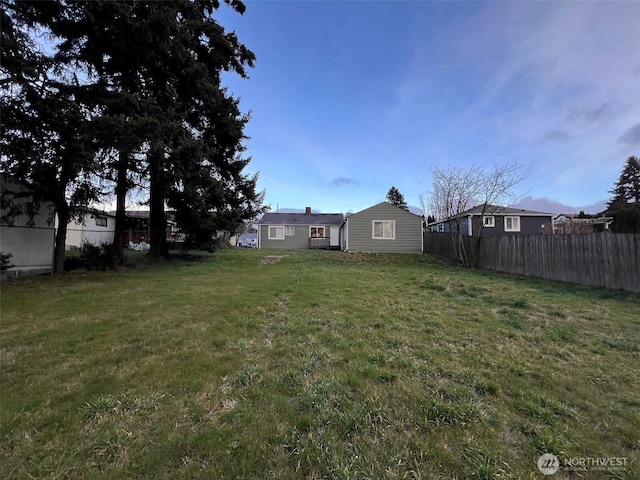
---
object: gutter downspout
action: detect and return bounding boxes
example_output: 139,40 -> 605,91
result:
468,214 -> 473,236
344,219 -> 348,251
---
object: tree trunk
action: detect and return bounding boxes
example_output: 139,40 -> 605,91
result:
148,143 -> 169,259
53,204 -> 69,274
457,232 -> 470,267
112,150 -> 129,262
471,235 -> 481,268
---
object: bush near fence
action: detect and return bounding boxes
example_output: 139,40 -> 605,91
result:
424,232 -> 640,293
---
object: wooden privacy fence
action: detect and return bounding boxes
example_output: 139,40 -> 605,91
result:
423,232 -> 640,293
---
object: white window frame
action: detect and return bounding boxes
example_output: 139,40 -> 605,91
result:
309,226 -> 326,238
437,223 -> 445,232
372,220 -> 395,240
268,225 -> 285,240
285,226 -> 295,236
483,216 -> 495,228
95,216 -> 107,227
504,216 -> 521,232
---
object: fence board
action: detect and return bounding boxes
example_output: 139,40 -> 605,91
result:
423,232 -> 640,293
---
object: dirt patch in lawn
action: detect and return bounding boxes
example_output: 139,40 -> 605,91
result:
260,255 -> 288,265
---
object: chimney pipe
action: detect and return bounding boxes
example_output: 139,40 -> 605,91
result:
305,207 -> 311,215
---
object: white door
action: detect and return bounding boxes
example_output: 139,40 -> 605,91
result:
330,228 -> 339,247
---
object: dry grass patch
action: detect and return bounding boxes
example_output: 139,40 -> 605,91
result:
260,255 -> 288,264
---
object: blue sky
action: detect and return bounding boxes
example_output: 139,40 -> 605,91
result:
217,0 -> 640,215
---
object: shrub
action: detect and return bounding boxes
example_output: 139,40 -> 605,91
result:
64,242 -> 121,272
0,252 -> 14,270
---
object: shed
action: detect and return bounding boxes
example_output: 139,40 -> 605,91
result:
340,202 -> 424,253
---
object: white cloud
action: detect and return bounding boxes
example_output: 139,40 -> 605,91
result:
514,196 -> 607,215
617,123 -> 640,148
392,1 -> 639,208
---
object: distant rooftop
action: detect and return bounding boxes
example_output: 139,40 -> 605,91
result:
463,204 -> 553,216
428,204 -> 553,225
260,212 -> 344,226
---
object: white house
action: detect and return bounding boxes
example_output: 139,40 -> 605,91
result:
64,210 -> 116,249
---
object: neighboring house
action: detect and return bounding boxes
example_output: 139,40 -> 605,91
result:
236,232 -> 257,247
341,202 -> 424,253
428,205 -> 553,236
258,207 -> 343,250
0,176 -> 55,278
123,210 -> 184,245
553,214 -> 613,234
64,210 -> 116,249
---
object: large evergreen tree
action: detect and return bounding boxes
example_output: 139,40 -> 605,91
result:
1,2 -> 101,273
386,186 -> 409,211
606,156 -> 640,233
1,0 -> 263,267
49,0 -> 259,258
607,156 -> 640,210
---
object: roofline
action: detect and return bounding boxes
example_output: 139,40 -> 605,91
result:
351,201 -> 424,218
258,213 -> 344,225
429,210 -> 553,224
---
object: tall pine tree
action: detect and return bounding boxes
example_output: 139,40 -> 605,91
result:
606,156 -> 640,233
2,0 -> 264,265
386,186 -> 409,211
607,156 -> 640,210
1,2 -> 102,273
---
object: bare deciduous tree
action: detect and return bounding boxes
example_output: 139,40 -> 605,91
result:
421,162 -> 530,266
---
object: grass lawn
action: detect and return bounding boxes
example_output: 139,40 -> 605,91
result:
1,249 -> 638,479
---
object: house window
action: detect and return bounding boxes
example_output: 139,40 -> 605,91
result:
95,216 -> 107,227
285,226 -> 295,236
504,216 -> 520,232
483,216 -> 495,227
437,223 -> 444,232
310,226 -> 325,238
268,226 -> 285,239
372,220 -> 395,239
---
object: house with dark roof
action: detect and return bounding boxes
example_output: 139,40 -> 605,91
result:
122,210 -> 183,245
258,207 -> 343,249
428,205 -> 553,236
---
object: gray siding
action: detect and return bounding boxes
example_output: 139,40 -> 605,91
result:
259,224 -> 334,250
471,215 -> 552,236
430,217 -> 470,235
344,202 -> 423,253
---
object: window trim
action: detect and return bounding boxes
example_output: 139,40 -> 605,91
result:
483,216 -> 495,228
285,226 -> 295,236
372,220 -> 395,240
268,225 -> 285,240
437,223 -> 445,232
309,226 -> 326,238
504,216 -> 521,232
95,216 -> 107,227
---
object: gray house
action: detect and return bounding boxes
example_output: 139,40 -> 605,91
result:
428,205 -> 553,236
258,208 -> 343,249
341,202 -> 424,253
